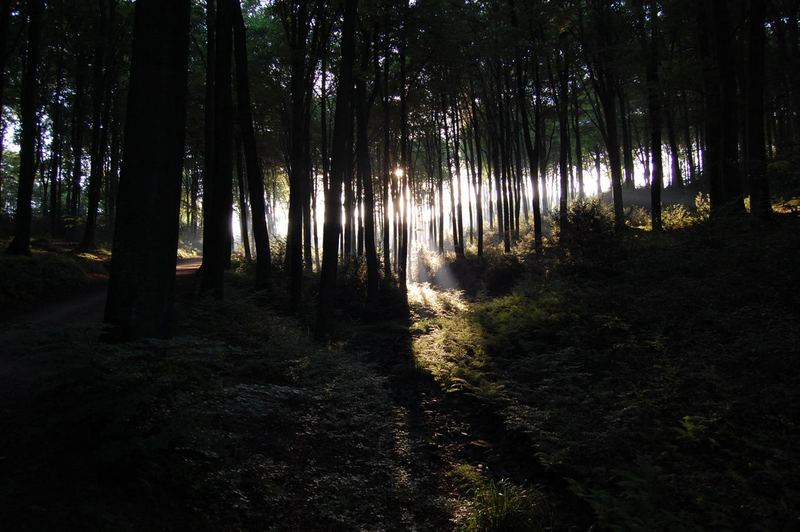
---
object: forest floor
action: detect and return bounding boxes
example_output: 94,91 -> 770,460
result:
1,210 -> 799,530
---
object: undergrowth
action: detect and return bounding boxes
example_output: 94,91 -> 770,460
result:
413,210 -> 800,529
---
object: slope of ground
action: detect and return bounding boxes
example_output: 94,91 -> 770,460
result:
414,211 -> 800,530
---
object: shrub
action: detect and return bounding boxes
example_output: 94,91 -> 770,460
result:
661,204 -> 695,230
625,205 -> 650,228
462,479 -> 547,532
552,199 -> 616,256
694,192 -> 710,220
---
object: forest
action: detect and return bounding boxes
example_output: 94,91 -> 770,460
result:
1,0 -> 799,529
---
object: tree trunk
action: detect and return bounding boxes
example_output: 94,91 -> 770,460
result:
81,0 -> 113,251
104,0 -> 190,338
233,0 -> 271,287
746,0 -> 771,219
235,133 -> 251,260
201,0 -> 234,296
50,44 -> 65,237
356,30 -> 378,303
646,0 -> 663,231
0,0 -> 12,211
8,0 -> 43,255
317,0 -> 356,335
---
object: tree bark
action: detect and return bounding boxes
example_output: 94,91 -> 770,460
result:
746,0 -> 771,219
104,0 -> 190,338
317,0 -> 356,335
8,0 -> 43,255
233,0 -> 271,286
201,0 -> 234,296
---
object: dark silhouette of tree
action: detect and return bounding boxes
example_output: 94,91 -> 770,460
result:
7,0 -> 43,255
104,0 -> 190,338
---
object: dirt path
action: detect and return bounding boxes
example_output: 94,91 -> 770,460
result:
2,257 -> 202,333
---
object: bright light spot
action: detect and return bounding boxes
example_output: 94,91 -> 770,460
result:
394,167 -> 404,178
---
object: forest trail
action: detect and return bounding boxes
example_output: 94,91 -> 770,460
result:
1,257 -> 202,335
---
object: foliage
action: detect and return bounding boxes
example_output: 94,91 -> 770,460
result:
412,214 -> 800,530
462,479 -> 547,532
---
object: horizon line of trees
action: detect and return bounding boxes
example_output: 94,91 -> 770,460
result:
0,0 -> 795,337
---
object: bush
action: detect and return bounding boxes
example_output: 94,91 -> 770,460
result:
625,205 -> 650,228
694,192 -> 711,220
552,199 -> 616,255
661,204 -> 695,230
462,479 -> 547,532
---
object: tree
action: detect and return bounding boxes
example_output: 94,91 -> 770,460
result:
7,0 -> 43,255
233,0 -> 272,288
201,0 -> 234,297
317,0 -> 356,335
104,0 -> 190,338
746,0 -> 771,220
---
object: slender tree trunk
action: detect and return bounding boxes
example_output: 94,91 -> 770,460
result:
8,0 -> 43,255
50,45 -> 65,237
397,0 -> 409,286
470,85 -> 485,257
105,0 -> 190,338
235,133 -> 251,260
681,90 -> 696,184
665,106 -> 682,189
555,57 -> 570,233
451,94 -> 464,256
573,77 -> 585,199
233,0 -> 271,286
69,55 -> 86,220
317,0 -> 356,334
0,0 -> 12,211
81,0 -> 112,251
286,0 -> 310,308
646,0 -> 663,231
746,0 -> 771,219
356,33 -> 378,303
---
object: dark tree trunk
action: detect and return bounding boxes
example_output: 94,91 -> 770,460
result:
451,94 -> 464,257
50,44 -> 65,237
8,0 -> 43,255
619,91 -> 635,189
202,0 -> 216,267
515,56 -> 541,253
317,0 -> 356,335
81,0 -> 113,251
201,0 -> 234,297
645,0 -> 663,231
356,30 -> 378,303
104,0 -> 190,338
397,0 -> 409,286
554,55 -> 570,233
69,55 -> 86,220
746,0 -> 771,219
235,133 -> 251,260
573,76 -> 585,199
665,106 -> 682,189
469,85 -> 485,257
0,0 -> 12,210
233,0 -> 271,287
285,0 -> 310,308
681,90 -> 696,184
